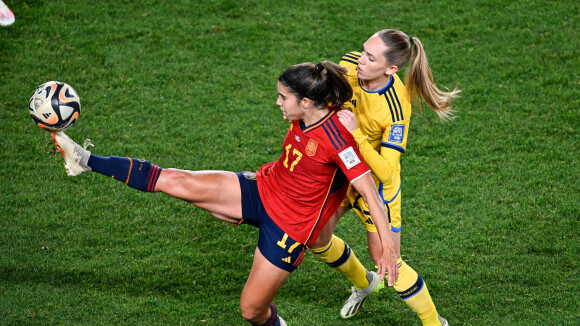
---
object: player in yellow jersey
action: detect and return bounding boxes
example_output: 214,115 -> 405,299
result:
310,29 -> 460,325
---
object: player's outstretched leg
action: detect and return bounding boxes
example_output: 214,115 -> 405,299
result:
52,131 -> 162,192
339,270 -> 383,319
51,132 -> 245,225
52,132 -> 92,176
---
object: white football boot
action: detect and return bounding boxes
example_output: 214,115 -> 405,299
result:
439,315 -> 449,326
278,316 -> 287,326
0,0 -> 15,26
51,132 -> 92,176
340,271 -> 383,319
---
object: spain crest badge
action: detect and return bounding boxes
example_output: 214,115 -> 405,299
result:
306,138 -> 318,156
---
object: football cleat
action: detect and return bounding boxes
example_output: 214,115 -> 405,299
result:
278,316 -> 287,326
340,271 -> 383,319
52,131 -> 92,176
439,315 -> 449,326
0,0 -> 15,26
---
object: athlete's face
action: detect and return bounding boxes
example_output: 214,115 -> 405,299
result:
357,35 -> 396,81
276,82 -> 305,121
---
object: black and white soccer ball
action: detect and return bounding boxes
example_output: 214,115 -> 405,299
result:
29,81 -> 81,132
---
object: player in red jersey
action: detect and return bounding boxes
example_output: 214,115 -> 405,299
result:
259,109 -> 372,248
50,61 -> 398,326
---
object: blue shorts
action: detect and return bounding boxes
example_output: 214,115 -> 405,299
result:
236,171 -> 306,272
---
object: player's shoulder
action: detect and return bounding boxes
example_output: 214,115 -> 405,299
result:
313,112 -> 355,152
390,73 -> 408,95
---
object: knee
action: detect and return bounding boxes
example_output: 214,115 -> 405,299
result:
311,214 -> 342,249
311,231 -> 332,249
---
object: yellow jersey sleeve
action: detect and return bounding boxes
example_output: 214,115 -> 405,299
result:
350,128 -> 399,185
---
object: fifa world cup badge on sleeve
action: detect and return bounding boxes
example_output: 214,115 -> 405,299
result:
339,147 -> 361,170
389,124 -> 405,143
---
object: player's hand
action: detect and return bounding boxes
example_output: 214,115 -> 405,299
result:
376,245 -> 399,286
337,110 -> 359,132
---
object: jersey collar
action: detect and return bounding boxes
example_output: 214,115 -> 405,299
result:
299,110 -> 335,133
357,75 -> 393,94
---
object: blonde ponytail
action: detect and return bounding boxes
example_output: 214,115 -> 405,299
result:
376,30 -> 460,121
406,37 -> 461,121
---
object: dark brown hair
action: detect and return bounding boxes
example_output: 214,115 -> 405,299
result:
278,61 -> 353,110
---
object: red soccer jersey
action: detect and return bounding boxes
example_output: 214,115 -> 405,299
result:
257,110 -> 370,247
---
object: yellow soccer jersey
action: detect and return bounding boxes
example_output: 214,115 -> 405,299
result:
339,51 -> 412,201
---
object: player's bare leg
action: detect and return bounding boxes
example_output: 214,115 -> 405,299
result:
155,169 -> 242,223
367,230 -> 400,265
240,248 -> 289,325
311,205 -> 346,248
52,131 -> 243,224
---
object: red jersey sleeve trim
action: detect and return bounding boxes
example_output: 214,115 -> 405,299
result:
349,170 -> 371,184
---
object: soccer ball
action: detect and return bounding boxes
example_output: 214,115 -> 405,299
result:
29,81 -> 81,132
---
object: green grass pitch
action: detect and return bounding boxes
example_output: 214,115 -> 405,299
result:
1,0 -> 578,325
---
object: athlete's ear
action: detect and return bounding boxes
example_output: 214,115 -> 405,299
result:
301,97 -> 314,109
385,65 -> 399,75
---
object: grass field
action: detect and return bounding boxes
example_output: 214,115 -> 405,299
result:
1,0 -> 578,325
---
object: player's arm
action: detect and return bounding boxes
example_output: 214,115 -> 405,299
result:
351,172 -> 399,286
337,110 -> 400,185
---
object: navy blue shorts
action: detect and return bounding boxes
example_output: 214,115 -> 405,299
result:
236,171 -> 306,272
